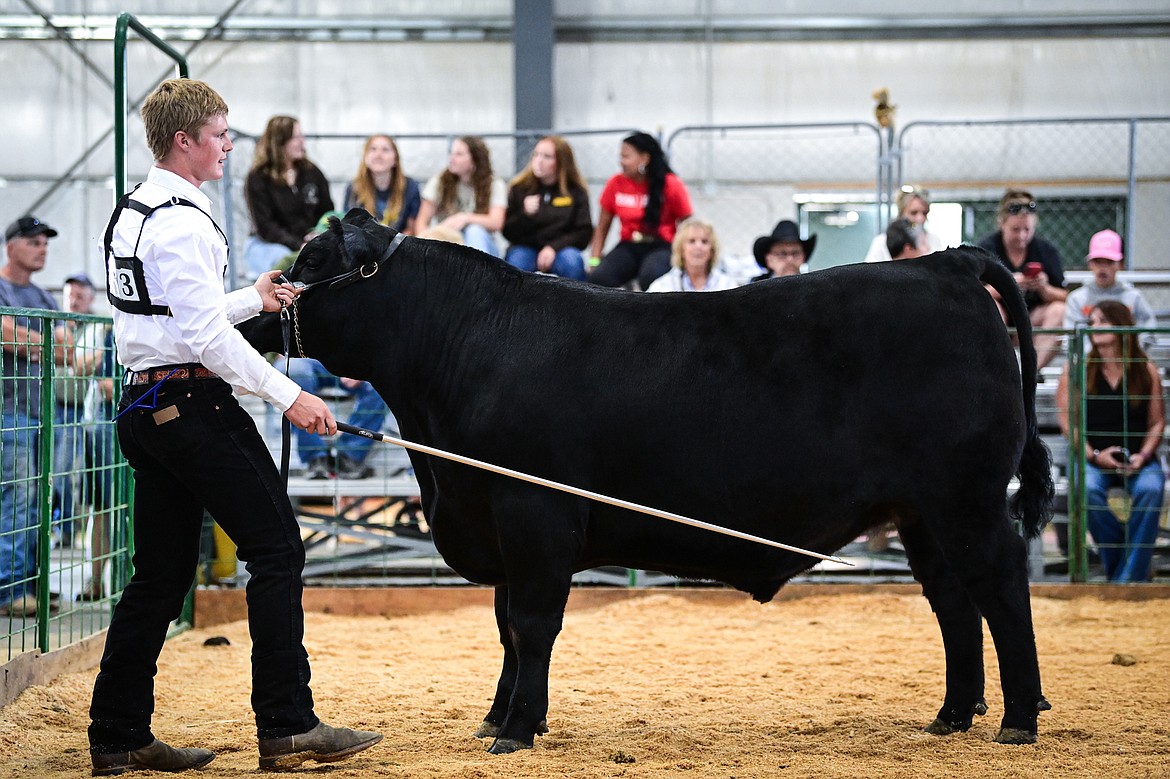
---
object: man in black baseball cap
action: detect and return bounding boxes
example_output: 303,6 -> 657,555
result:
4,215 -> 59,242
1,213 -> 62,617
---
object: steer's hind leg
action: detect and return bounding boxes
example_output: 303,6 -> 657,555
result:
946,515 -> 1046,743
898,518 -> 988,735
474,584 -> 517,739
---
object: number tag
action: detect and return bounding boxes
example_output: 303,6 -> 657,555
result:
113,257 -> 144,303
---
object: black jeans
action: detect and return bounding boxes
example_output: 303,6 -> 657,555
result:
89,377 -> 318,753
589,239 -> 672,290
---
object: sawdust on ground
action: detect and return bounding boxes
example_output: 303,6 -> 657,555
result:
1,591 -> 1168,778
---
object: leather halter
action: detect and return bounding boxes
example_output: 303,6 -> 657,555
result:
280,229 -> 407,359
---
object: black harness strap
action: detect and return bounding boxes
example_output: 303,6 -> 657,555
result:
102,188 -> 228,317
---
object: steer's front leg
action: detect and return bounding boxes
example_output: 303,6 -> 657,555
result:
485,570 -> 571,754
475,584 -> 516,739
482,490 -> 581,754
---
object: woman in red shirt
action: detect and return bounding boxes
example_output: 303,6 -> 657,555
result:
588,132 -> 693,290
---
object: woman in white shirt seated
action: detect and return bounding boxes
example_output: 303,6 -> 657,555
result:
864,185 -> 946,263
646,217 -> 737,293
414,135 -> 506,257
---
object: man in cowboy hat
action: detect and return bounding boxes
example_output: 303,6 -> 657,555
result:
750,219 -> 817,282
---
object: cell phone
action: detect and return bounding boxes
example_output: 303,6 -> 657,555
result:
1112,448 -> 1131,463
1023,262 -> 1042,279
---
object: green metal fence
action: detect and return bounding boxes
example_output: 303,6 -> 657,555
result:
1,307 -> 131,663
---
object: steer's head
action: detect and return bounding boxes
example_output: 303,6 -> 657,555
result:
238,208 -> 395,359
291,207 -> 384,287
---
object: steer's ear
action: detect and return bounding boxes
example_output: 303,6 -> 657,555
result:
343,207 -> 375,227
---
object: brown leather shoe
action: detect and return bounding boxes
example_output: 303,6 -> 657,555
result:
257,721 -> 382,771
91,738 -> 215,775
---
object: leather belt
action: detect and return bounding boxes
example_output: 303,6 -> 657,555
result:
127,364 -> 218,386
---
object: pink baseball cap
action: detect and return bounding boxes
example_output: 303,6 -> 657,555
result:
1086,229 -> 1123,262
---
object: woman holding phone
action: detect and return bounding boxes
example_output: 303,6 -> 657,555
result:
977,188 -> 1068,370
1055,300 -> 1165,582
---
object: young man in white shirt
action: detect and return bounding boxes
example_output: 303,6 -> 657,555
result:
88,78 -> 382,775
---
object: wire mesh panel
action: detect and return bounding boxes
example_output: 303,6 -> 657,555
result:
1,309 -> 131,662
897,118 -> 1170,270
665,123 -> 884,262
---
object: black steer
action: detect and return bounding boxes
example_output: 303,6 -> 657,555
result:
241,209 -> 1054,753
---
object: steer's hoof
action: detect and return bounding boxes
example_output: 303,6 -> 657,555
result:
473,721 -> 501,739
537,719 -> 549,735
974,699 -> 989,717
1037,695 -> 1052,712
488,737 -> 532,754
995,727 -> 1038,745
924,718 -> 958,736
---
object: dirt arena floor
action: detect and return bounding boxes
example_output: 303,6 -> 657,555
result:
2,588 -> 1168,778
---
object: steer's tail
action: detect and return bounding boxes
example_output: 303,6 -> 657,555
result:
974,247 -> 1055,539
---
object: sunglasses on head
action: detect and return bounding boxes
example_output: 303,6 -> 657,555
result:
1006,201 -> 1037,215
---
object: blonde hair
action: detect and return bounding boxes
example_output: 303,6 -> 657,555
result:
140,78 -> 228,162
251,115 -> 307,182
419,225 -> 464,244
895,185 -> 931,216
670,218 -> 719,273
351,134 -> 407,226
508,136 -> 588,199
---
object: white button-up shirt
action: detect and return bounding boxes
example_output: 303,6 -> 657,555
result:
107,166 -> 300,411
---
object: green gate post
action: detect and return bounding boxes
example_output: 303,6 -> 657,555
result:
1067,326 -> 1088,582
36,315 -> 58,652
113,13 -> 189,199
111,12 -> 190,617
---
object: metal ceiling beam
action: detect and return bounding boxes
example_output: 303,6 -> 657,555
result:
1,13 -> 1167,42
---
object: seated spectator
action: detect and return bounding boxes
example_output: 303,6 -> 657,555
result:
749,220 -> 816,282
274,357 -> 393,480
415,136 -> 506,257
502,136 -> 592,280
646,218 -> 737,292
977,189 -> 1067,370
864,185 -> 946,263
343,134 -> 420,234
589,132 -> 693,290
1055,301 -> 1165,582
885,218 -> 930,260
1064,229 -> 1157,349
243,115 -> 334,278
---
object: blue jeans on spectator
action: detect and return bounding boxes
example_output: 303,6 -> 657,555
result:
1085,459 -> 1165,582
277,358 -> 391,466
53,402 -> 85,544
244,236 -> 295,279
1,412 -> 38,607
505,245 -> 588,281
461,224 -> 501,258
